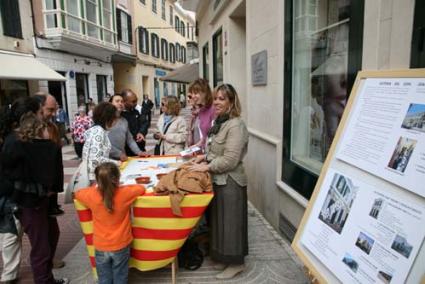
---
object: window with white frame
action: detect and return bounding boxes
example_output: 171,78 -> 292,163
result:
117,9 -> 132,43
44,0 -> 57,28
161,0 -> 166,20
86,0 -> 99,39
151,33 -> 160,58
102,0 -> 113,43
152,0 -> 157,13
66,0 -> 81,33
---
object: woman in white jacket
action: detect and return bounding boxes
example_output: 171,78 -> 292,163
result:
154,96 -> 187,155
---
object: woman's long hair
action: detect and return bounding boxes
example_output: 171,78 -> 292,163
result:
18,112 -> 47,142
94,162 -> 120,213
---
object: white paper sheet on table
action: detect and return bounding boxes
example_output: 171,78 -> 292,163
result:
120,157 -> 179,191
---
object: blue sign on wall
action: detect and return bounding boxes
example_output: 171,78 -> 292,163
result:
155,69 -> 167,77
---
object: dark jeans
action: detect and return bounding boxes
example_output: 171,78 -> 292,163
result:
95,246 -> 130,284
74,142 -> 84,158
20,198 -> 60,284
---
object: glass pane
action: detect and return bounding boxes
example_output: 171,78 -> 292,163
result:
86,0 -> 97,23
102,0 -> 111,10
103,10 -> 111,28
290,0 -> 351,174
46,14 -> 57,28
67,0 -> 79,16
121,14 -> 128,42
68,16 -> 80,32
45,0 -> 56,9
104,30 -> 112,42
87,23 -> 99,38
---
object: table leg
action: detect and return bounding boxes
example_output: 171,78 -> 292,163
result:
171,258 -> 178,284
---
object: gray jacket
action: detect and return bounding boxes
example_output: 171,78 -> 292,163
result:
206,117 -> 249,186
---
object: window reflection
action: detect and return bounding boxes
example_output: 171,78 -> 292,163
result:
291,0 -> 350,174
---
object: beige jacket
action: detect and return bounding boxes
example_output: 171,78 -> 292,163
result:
206,117 -> 249,186
156,114 -> 187,155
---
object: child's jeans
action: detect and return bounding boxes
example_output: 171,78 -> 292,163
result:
95,246 -> 130,284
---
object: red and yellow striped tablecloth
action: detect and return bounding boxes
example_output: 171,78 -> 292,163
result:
74,192 -> 213,274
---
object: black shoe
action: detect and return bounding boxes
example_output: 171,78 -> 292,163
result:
48,206 -> 65,217
54,278 -> 69,284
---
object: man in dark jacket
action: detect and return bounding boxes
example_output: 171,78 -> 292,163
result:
121,89 -> 148,153
142,94 -> 154,127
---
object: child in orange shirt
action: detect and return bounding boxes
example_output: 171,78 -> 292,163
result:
75,162 -> 145,284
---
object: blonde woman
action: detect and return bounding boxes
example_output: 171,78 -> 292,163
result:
189,84 -> 249,280
154,96 -> 187,155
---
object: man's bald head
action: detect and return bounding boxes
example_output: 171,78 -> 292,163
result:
34,93 -> 57,121
121,89 -> 138,110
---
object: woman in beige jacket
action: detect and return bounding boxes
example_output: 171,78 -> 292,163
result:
154,96 -> 187,155
189,84 -> 249,280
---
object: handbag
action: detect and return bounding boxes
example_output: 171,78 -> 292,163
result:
154,120 -> 173,155
64,133 -> 93,204
64,159 -> 90,204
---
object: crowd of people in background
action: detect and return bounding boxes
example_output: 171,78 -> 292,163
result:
0,79 -> 249,283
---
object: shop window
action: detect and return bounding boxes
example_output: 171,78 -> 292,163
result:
203,43 -> 209,80
411,0 -> 425,68
0,80 -> 28,106
282,0 -> 364,199
0,0 -> 22,38
212,28 -> 223,87
138,27 -> 149,54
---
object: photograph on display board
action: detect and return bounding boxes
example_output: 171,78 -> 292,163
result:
391,235 -> 413,259
355,232 -> 375,255
369,198 -> 384,219
318,173 -> 357,234
342,253 -> 358,273
401,103 -> 425,133
387,137 -> 417,173
377,270 -> 393,284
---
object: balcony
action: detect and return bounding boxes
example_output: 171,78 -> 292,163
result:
38,0 -> 118,61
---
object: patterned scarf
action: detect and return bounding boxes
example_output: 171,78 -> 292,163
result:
207,114 -> 230,137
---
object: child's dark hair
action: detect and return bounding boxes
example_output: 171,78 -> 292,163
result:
94,162 -> 121,212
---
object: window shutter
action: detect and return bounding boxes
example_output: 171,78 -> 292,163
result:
116,9 -> 122,41
127,15 -> 132,44
0,0 -> 22,38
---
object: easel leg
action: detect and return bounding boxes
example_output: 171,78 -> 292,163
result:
172,258 -> 178,284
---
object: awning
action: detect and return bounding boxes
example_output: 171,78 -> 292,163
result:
0,52 -> 66,81
160,62 -> 199,84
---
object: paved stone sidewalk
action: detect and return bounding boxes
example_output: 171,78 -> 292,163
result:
53,202 -> 308,283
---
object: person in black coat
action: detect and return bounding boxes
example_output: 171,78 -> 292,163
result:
142,94 -> 154,127
0,97 -> 43,283
121,89 -> 148,153
2,112 -> 67,284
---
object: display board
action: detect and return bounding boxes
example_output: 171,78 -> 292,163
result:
292,70 -> 425,284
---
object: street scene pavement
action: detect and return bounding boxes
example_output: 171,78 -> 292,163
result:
1,109 -> 309,283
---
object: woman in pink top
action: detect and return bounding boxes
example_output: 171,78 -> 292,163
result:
187,79 -> 215,151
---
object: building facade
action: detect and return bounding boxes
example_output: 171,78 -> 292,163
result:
0,0 -> 42,104
181,0 -> 423,240
32,0 -> 118,119
114,0 -> 196,109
